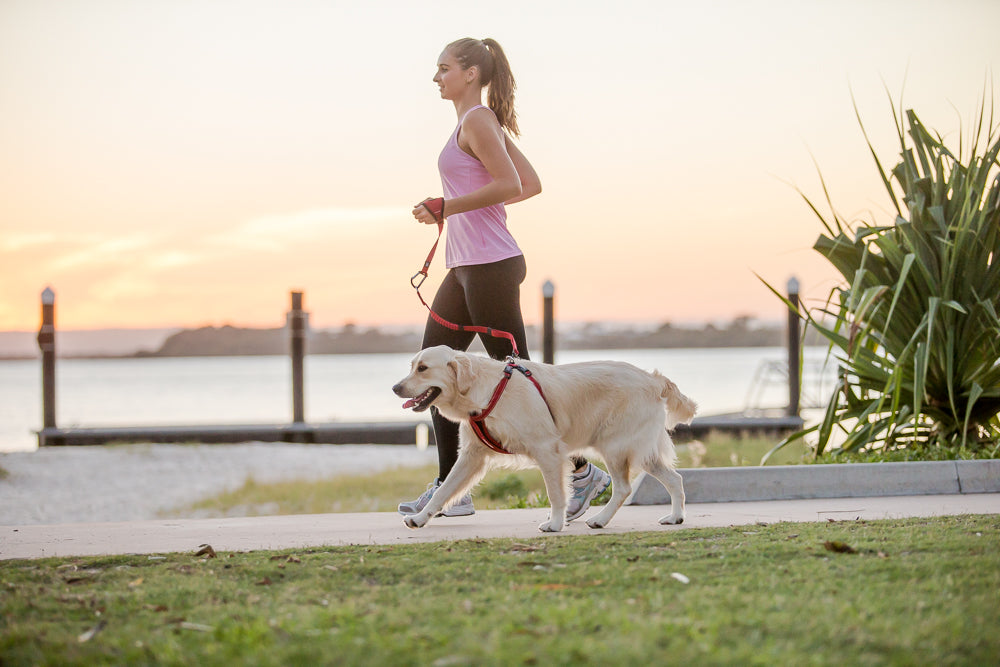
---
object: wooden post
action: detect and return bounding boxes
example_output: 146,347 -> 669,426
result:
542,280 -> 555,365
786,277 -> 801,417
37,287 -> 57,430
289,291 -> 307,423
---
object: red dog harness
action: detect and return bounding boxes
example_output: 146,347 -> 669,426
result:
470,359 -> 555,455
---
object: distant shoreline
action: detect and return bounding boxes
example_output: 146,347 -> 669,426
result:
1,319 -> 822,361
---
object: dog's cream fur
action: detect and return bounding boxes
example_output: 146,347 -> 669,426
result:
392,345 -> 696,532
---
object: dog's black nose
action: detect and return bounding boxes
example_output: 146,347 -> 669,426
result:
391,382 -> 404,396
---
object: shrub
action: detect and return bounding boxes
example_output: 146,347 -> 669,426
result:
479,473 -> 529,501
768,95 -> 1000,460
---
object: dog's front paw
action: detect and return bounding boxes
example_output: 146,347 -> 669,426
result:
586,517 -> 607,529
659,513 -> 684,526
404,513 -> 430,529
537,519 -> 563,533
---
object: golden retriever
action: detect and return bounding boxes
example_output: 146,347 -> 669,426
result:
392,345 -> 696,532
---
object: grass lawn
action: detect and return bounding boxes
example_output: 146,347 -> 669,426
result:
172,433 -> 812,518
2,515 -> 997,665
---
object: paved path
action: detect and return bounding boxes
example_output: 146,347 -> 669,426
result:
4,493 -> 999,560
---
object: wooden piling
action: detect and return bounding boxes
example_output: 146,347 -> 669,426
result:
786,277 -> 801,417
542,280 -> 555,364
289,291 -> 307,423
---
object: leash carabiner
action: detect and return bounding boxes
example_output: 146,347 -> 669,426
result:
410,222 -> 444,291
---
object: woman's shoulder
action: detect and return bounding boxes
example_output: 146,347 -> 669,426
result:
461,106 -> 502,139
462,105 -> 499,127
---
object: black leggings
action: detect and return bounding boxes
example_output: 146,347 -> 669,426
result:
421,255 -> 587,479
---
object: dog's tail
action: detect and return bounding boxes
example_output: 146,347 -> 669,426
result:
655,372 -> 698,430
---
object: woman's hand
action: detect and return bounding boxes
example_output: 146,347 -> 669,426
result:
412,197 -> 445,224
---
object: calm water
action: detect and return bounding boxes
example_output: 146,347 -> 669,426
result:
0,348 -> 836,452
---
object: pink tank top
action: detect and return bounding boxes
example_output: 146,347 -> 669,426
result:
438,105 -> 523,268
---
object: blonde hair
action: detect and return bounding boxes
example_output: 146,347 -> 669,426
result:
446,37 -> 520,137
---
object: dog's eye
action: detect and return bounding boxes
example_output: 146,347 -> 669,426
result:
417,364 -> 428,373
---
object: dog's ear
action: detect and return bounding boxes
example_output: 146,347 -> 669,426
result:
448,353 -> 475,396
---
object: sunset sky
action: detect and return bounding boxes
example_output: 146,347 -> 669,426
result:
2,0 -> 998,332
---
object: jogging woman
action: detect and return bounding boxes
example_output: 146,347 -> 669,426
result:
398,38 -> 610,521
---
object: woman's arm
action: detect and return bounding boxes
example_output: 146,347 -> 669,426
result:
412,109 -> 538,224
503,134 -> 541,205
442,108 -> 522,217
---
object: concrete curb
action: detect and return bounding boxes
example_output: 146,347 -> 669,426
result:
628,460 -> 1000,505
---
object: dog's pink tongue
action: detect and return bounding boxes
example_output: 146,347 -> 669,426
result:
402,398 -> 418,410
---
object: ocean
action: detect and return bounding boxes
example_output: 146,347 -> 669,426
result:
0,347 -> 837,452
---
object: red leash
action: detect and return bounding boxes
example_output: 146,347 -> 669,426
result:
409,207 -> 557,453
410,220 -> 520,358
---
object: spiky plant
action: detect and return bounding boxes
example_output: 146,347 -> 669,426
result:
767,96 -> 1000,461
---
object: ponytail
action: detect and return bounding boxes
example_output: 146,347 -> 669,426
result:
446,37 -> 520,137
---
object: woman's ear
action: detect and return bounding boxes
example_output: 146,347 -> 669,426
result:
448,353 -> 475,395
464,65 -> 479,84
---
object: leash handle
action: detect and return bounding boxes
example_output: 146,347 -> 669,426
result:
419,197 -> 445,222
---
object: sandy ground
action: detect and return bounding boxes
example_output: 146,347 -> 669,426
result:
0,443 -> 437,526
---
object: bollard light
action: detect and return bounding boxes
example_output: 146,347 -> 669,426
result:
416,423 -> 429,451
38,286 -> 58,434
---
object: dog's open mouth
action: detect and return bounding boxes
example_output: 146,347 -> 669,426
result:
402,387 -> 441,412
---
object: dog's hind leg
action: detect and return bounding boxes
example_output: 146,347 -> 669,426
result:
404,443 -> 488,530
536,446 -> 571,532
585,456 -> 631,529
643,454 -> 686,525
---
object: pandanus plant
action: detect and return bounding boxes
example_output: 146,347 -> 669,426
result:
766,95 -> 1000,460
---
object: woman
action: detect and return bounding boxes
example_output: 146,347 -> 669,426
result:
399,38 -> 610,521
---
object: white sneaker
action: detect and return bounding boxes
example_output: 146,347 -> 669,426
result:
566,463 -> 611,521
397,479 -> 475,517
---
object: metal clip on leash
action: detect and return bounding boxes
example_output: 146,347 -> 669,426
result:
410,198 -> 445,289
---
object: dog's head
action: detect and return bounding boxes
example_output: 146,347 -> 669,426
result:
392,345 -> 475,413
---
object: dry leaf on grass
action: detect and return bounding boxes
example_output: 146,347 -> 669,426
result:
823,541 -> 857,554
78,620 -> 106,643
179,622 -> 214,632
194,544 -> 217,558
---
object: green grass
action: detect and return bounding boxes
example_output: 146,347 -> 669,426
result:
171,434 -> 812,519
677,433 -> 812,467
816,443 -> 1000,464
2,515 -> 997,665
176,464 -> 568,517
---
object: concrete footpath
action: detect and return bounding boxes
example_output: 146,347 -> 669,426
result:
4,494 -> 1000,561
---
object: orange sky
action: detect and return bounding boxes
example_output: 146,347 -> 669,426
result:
2,0 -> 998,331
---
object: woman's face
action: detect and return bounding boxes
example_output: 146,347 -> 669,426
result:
433,49 -> 474,100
